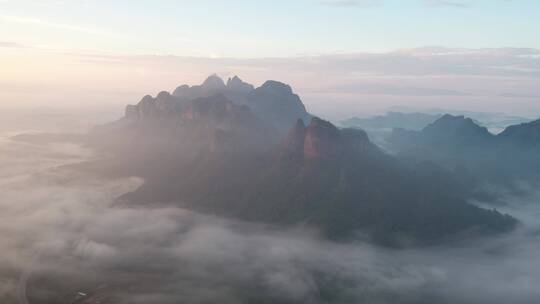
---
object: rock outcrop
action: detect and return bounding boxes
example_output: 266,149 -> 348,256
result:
201,74 -> 226,90
168,75 -> 311,130
226,75 -> 254,92
125,93 -> 181,119
280,117 -> 374,163
280,119 -> 306,162
303,117 -> 342,160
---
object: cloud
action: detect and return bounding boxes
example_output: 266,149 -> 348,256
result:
499,92 -> 540,99
424,0 -> 471,7
320,0 -> 382,6
69,47 -> 540,78
2,46 -> 540,119
2,114 -> 540,303
321,0 -> 471,7
316,82 -> 469,96
0,14 -> 117,37
0,41 -> 24,48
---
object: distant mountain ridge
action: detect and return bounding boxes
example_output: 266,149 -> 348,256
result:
341,112 -> 442,131
391,114 -> 540,148
388,114 -> 540,189
406,114 -> 495,146
341,111 -> 532,151
498,118 -> 540,147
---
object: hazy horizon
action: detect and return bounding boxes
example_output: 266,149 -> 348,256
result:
2,47 -> 539,120
1,0 -> 540,120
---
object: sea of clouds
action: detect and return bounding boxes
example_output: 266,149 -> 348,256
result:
1,114 -> 540,304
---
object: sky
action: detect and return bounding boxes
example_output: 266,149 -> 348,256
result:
0,0 -> 539,119
1,0 -> 539,56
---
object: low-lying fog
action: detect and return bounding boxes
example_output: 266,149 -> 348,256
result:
1,111 -> 540,304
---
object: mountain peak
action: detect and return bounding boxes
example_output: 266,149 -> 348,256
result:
202,74 -> 226,90
260,80 -> 293,95
304,117 -> 342,160
126,76 -> 310,133
136,95 -> 158,118
498,118 -> 540,146
172,84 -> 190,97
434,114 -> 480,130
226,75 -> 254,92
156,91 -> 171,99
248,80 -> 310,131
436,114 -> 473,125
423,114 -> 493,143
140,94 -> 154,104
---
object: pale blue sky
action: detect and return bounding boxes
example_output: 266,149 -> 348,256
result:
1,0 -> 539,118
0,0 -> 538,57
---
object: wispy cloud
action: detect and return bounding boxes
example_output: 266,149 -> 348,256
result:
0,41 -> 24,48
425,0 -> 471,8
1,47 -> 539,118
0,14 -> 114,37
319,82 -> 469,96
319,0 -> 382,7
321,0 -> 471,8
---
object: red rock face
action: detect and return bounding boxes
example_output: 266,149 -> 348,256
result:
303,118 -> 342,160
279,119 -> 306,163
280,117 -> 364,163
282,119 -> 306,152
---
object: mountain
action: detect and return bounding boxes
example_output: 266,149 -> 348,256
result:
87,92 -> 278,180
87,97 -> 516,245
498,118 -> 540,147
388,114 -> 540,191
53,79 -> 516,246
239,117 -> 515,244
342,111 -> 532,151
391,114 -> 495,149
246,80 -> 311,131
166,75 -> 311,131
385,107 -> 532,133
422,114 -> 494,143
341,112 -> 442,150
341,112 -> 441,131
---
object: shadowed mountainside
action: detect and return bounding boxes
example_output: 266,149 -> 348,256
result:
389,114 -> 540,194
9,77 -> 518,246
67,77 -> 517,246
